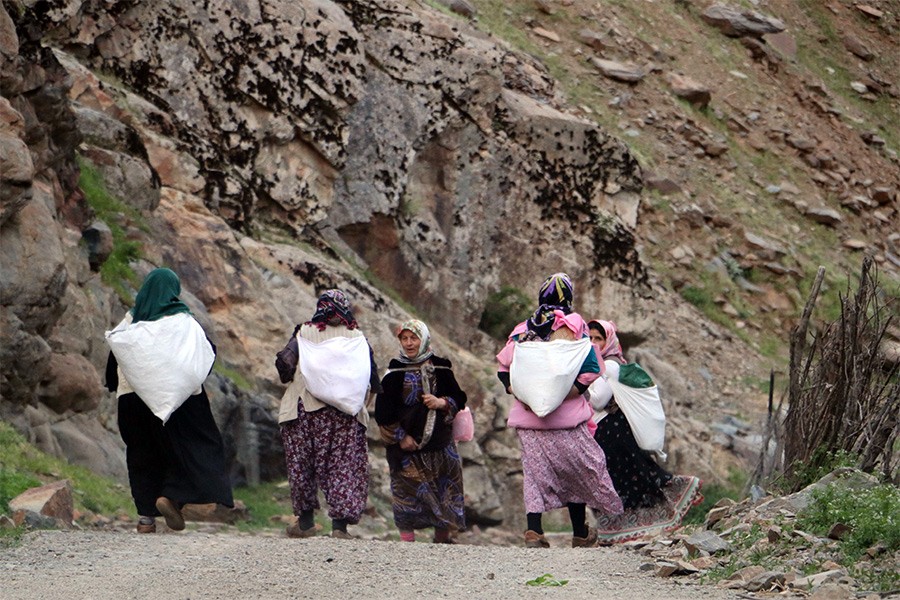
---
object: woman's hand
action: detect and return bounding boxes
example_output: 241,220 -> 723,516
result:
422,393 -> 448,411
399,435 -> 418,451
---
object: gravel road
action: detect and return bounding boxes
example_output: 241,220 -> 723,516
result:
0,530 -> 740,600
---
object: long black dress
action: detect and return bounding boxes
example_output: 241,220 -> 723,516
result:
106,353 -> 233,517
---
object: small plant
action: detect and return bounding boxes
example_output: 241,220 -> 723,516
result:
78,156 -> 144,303
478,286 -> 532,340
526,573 -> 569,587
797,482 -> 900,561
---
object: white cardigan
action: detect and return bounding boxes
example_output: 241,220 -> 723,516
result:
277,324 -> 370,427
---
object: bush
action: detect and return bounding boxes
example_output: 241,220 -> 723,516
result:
78,157 -> 143,302
797,482 -> 900,561
478,286 -> 532,340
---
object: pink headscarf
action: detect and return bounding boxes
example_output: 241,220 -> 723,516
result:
589,320 -> 625,364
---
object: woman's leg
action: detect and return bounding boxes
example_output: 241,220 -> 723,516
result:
567,503 -> 588,538
117,393 -> 167,517
526,512 -> 544,534
163,389 -> 233,507
315,411 -> 369,525
281,416 -> 320,520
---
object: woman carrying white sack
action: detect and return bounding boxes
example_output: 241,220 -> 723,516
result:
275,289 -> 381,539
496,273 -> 622,549
587,319 -> 702,544
104,268 -> 233,534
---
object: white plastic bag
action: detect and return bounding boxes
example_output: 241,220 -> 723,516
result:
105,313 -> 215,423
607,376 -> 667,458
510,338 -> 592,417
296,335 -> 371,415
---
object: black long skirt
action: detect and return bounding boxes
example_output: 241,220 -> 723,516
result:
593,411 -> 672,509
117,388 -> 233,516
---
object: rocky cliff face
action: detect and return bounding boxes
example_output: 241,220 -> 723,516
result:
6,0 -> 870,530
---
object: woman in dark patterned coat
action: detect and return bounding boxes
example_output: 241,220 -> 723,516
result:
375,319 -> 467,543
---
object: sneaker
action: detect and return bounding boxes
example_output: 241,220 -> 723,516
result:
286,522 -> 317,538
155,497 -> 185,531
572,526 -> 599,548
136,519 -> 156,534
524,530 -> 550,548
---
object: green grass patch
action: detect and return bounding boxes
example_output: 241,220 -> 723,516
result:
0,421 -> 134,518
78,156 -> 144,303
212,362 -> 253,392
231,480 -> 293,532
797,482 -> 900,562
684,467 -> 747,525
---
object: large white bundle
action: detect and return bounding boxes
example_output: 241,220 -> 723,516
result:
587,360 -> 621,412
510,338 -> 592,417
105,313 -> 215,423
607,376 -> 667,458
296,335 -> 371,415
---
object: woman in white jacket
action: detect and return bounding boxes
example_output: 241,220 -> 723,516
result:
275,290 -> 380,539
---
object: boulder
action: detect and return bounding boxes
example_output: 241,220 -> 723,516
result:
805,206 -> 843,226
666,73 -> 711,109
37,352 -> 103,413
701,5 -> 786,38
590,58 -> 646,83
684,530 -> 732,554
9,480 -> 74,528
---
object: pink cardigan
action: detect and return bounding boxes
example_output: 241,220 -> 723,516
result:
497,313 -> 599,431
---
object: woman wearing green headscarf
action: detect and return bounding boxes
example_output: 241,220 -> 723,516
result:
104,268 -> 233,533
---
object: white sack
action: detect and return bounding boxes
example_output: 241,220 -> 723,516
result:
607,377 -> 667,457
587,360 -> 621,412
510,338 -> 592,418
296,335 -> 371,415
105,313 -> 215,423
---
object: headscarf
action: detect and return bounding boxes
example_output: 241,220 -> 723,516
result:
526,273 -> 575,340
589,319 -> 625,363
130,268 -> 192,323
306,289 -> 358,331
397,319 -> 433,364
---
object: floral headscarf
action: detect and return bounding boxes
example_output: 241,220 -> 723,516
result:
397,319 -> 433,364
130,268 -> 192,323
306,289 -> 358,331
526,273 -> 575,340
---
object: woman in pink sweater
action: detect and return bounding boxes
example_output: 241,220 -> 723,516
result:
496,273 -> 622,548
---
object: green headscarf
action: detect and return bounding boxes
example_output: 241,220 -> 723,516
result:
130,268 -> 192,323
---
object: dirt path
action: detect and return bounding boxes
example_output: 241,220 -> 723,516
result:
0,530 -> 740,600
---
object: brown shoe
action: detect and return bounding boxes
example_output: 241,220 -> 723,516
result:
155,497 -> 185,531
524,530 -> 550,548
572,526 -> 599,548
286,522 -> 317,538
136,522 -> 156,534
331,529 -> 355,540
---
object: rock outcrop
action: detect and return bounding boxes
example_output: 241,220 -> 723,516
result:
1,0 -> 649,528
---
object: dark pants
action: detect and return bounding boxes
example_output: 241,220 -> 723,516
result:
117,388 -> 233,516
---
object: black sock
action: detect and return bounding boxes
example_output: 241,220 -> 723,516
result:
568,503 -> 588,538
332,518 -> 348,533
526,512 -> 543,534
299,510 -> 315,530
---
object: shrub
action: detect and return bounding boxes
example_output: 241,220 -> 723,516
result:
479,286 -> 532,340
797,482 -> 900,561
78,156 -> 143,302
